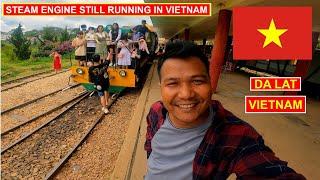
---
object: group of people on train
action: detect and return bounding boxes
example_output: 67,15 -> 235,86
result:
71,20 -> 151,68
71,20 -> 152,115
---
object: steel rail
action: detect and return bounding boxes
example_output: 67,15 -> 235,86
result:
1,90 -> 87,136
1,69 -> 68,92
1,70 -> 53,85
45,93 -> 120,180
1,92 -> 90,154
1,84 -> 79,114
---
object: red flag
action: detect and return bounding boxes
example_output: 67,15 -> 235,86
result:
233,7 -> 312,60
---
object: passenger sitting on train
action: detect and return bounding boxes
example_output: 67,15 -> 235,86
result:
138,36 -> 150,55
117,40 -> 131,69
88,54 -> 110,114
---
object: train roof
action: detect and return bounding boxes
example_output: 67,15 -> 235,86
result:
145,0 -> 320,40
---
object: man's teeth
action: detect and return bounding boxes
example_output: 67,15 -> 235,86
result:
178,104 -> 196,108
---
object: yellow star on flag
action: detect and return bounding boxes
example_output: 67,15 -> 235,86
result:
257,19 -> 288,48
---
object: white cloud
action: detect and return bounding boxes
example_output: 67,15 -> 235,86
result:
1,19 -> 18,32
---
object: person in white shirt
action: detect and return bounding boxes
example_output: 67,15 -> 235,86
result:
85,27 -> 96,63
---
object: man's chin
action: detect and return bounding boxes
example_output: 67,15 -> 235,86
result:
171,112 -> 200,123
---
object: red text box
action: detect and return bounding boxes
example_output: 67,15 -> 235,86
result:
245,96 -> 306,113
250,77 -> 301,91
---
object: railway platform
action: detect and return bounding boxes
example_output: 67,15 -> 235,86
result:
111,61 -> 320,180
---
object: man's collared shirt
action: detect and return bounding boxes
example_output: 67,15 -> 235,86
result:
145,107 -> 213,180
145,100 -> 305,179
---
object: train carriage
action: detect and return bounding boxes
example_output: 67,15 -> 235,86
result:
70,25 -> 158,93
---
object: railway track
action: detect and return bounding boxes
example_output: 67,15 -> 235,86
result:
1,69 -> 68,92
1,70 -> 53,86
1,90 -> 86,136
45,93 -> 119,179
1,83 -> 84,135
1,61 -> 151,179
1,91 -> 121,179
1,84 -> 79,114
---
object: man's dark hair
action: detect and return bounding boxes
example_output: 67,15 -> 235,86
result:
157,40 -> 209,79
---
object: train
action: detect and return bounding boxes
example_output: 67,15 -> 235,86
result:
70,24 -> 158,93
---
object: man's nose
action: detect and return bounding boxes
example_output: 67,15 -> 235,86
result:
178,83 -> 195,99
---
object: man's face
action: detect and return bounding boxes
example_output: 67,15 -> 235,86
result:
160,57 -> 212,128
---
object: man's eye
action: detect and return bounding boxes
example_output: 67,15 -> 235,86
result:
166,82 -> 177,86
193,80 -> 205,85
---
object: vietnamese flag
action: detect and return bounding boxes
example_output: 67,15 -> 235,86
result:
233,7 -> 312,60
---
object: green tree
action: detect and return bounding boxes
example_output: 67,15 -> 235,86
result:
70,28 -> 79,39
60,26 -> 70,42
8,24 -> 31,60
42,26 -> 56,42
24,29 -> 39,37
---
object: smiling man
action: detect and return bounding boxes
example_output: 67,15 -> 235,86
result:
144,40 -> 305,179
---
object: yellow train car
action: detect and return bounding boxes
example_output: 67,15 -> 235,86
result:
70,66 -> 137,93
69,25 -> 158,93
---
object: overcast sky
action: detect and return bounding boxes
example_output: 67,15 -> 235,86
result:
1,0 -> 152,32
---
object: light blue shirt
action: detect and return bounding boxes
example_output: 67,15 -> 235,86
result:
145,107 -> 213,180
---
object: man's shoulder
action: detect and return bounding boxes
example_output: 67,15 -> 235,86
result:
150,101 -> 164,111
210,100 -> 260,139
147,101 -> 166,124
